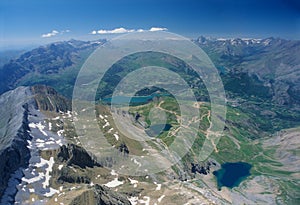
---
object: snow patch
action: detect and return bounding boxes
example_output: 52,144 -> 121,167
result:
57,130 -> 64,136
158,195 -> 165,202
66,111 -> 72,118
128,196 -> 138,205
35,158 -> 48,168
43,187 -> 59,197
128,178 -> 138,188
139,196 -> 150,205
29,122 -> 48,136
154,182 -> 161,191
103,122 -> 110,128
128,178 -> 139,184
114,133 -> 119,141
58,164 -> 64,170
42,157 -> 54,188
104,178 -> 124,188
111,170 -> 118,176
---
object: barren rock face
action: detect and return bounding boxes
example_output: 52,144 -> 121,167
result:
0,86 -> 73,203
31,85 -> 72,112
0,87 -> 32,202
57,144 -> 101,169
70,184 -> 131,205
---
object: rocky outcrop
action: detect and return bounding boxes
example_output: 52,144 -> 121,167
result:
57,167 -> 91,184
56,144 -> 101,184
93,184 -> 131,205
0,86 -> 73,203
57,144 -> 101,184
117,142 -> 129,157
0,87 -> 33,202
31,85 -> 71,112
57,144 -> 101,168
191,160 -> 217,175
70,184 -> 131,205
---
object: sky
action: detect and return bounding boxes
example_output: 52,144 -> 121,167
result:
0,0 -> 300,49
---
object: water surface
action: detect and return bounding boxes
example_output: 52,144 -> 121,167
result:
213,162 -> 252,190
145,123 -> 172,137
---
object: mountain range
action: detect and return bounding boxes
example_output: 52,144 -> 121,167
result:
2,37 -> 300,105
0,36 -> 299,204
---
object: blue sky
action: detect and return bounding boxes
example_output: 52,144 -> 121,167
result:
0,0 -> 300,49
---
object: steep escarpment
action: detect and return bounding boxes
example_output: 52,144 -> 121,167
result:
0,87 -> 33,202
56,144 -> 101,184
0,85 -> 72,203
31,85 -> 72,112
70,184 -> 131,205
57,144 -> 100,168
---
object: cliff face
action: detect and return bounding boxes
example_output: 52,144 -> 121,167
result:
70,184 -> 131,205
57,144 -> 101,168
31,85 -> 72,112
0,87 -> 32,202
0,85 -> 72,203
56,144 -> 101,184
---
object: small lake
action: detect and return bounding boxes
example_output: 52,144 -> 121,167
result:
213,162 -> 252,190
145,123 -> 172,137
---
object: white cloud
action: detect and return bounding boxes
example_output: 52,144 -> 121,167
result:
97,27 -> 135,34
41,29 -> 71,38
91,30 -> 97,35
41,30 -> 59,38
149,27 -> 168,32
90,27 -> 168,35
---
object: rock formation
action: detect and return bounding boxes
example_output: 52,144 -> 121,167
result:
70,184 -> 131,205
0,87 -> 32,202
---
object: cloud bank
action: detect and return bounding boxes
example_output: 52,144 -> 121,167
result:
41,30 -> 59,38
149,27 -> 168,32
41,30 -> 70,38
90,27 -> 168,35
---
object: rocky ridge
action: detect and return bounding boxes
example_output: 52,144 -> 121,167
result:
0,87 -> 32,204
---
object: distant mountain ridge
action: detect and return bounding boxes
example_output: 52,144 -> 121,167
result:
195,36 -> 300,106
0,36 -> 300,107
196,36 -> 285,46
0,39 -> 106,97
